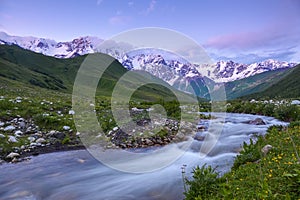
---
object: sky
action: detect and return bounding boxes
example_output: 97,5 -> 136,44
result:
0,0 -> 300,63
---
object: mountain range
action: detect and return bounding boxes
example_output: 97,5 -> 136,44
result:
0,32 -> 299,99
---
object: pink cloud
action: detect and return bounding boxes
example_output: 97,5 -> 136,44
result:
204,22 -> 298,50
204,7 -> 300,51
204,31 -> 272,49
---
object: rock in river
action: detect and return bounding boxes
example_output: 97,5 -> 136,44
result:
248,118 -> 266,125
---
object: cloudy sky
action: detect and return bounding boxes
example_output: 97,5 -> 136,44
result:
0,0 -> 300,63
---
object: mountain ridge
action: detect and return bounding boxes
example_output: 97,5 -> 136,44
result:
0,31 -> 297,84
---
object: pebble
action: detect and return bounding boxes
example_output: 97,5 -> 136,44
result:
0,122 -> 4,127
0,133 -> 5,138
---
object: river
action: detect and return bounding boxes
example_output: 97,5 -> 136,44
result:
0,113 -> 288,200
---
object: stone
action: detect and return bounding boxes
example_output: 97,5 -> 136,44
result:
291,100 -> 300,105
36,138 -> 46,144
27,136 -> 36,142
0,121 -> 4,127
11,158 -> 20,163
47,130 -> 56,136
68,110 -> 75,115
197,125 -> 206,131
194,132 -> 206,141
53,132 -> 66,140
19,121 -> 26,129
4,125 -> 15,132
248,118 -> 266,125
261,144 -> 273,156
6,152 -> 20,159
14,130 -> 23,136
113,127 -> 119,131
0,133 -> 5,138
30,142 -> 40,147
8,136 -> 17,143
63,126 -> 70,131
145,138 -> 154,145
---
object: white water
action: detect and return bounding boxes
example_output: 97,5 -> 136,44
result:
0,113 -> 287,200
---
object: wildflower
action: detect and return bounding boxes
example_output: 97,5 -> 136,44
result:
268,174 -> 272,178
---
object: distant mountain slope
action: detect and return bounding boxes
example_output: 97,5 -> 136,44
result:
240,64 -> 300,99
224,68 -> 289,99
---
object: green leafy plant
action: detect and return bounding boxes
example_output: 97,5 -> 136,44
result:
184,164 -> 220,200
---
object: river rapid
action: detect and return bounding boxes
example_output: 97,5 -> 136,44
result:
0,113 -> 288,200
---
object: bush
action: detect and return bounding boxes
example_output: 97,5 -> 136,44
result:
184,164 -> 220,200
232,138 -> 262,170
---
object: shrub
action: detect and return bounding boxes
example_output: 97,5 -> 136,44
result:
184,164 -> 220,200
232,138 -> 262,170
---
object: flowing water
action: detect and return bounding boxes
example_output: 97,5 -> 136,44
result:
0,113 -> 287,200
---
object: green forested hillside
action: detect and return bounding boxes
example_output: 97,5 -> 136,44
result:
241,64 -> 300,99
224,68 -> 289,99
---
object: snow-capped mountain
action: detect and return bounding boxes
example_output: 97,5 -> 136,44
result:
201,59 -> 296,83
0,32 -> 103,58
120,51 -> 211,97
0,32 -> 297,85
122,52 -> 296,84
